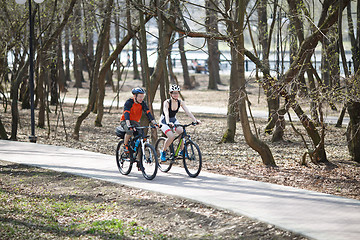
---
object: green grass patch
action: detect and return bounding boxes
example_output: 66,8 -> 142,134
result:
0,184 -> 166,239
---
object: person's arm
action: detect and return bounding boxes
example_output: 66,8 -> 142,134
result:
123,99 -> 132,127
163,100 -> 170,124
180,101 -> 197,122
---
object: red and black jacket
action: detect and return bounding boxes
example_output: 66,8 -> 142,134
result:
120,98 -> 154,122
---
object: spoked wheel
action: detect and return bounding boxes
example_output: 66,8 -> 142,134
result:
155,137 -> 173,172
139,143 -> 158,180
183,141 -> 202,178
116,140 -> 132,175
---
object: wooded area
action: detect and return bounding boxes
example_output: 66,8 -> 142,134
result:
1,0 -> 359,166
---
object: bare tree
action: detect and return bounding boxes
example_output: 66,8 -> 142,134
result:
231,0 -> 276,165
73,0 -> 114,139
206,0 -> 221,90
345,0 -> 360,162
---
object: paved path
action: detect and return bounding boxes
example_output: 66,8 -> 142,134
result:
1,140 -> 359,240
62,97 -> 349,125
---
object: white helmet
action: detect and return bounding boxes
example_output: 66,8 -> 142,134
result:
170,84 -> 181,92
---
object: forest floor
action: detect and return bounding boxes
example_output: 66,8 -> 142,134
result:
1,72 -> 359,239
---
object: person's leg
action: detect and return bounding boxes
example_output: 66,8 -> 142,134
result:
121,120 -> 133,153
163,130 -> 175,151
124,134 -> 131,146
159,124 -> 174,161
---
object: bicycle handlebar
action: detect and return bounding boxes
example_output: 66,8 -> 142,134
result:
131,125 -> 158,130
160,122 -> 199,128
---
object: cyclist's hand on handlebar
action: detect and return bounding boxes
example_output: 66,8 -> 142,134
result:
128,125 -> 137,131
193,120 -> 201,125
150,120 -> 160,128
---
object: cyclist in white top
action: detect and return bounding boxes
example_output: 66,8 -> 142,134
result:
159,84 -> 200,161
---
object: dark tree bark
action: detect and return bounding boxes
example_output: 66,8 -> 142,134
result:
346,0 -> 360,162
11,60 -> 29,140
206,0 -> 221,90
179,33 -> 192,89
64,26 -> 71,83
50,59 -> 58,106
259,0 -> 280,137
74,0 -> 114,138
0,115 -> 8,140
91,9 -> 152,129
132,37 -> 141,80
57,32 -> 66,92
234,0 -> 276,166
126,0 -> 141,80
148,3 -> 175,104
71,3 -> 84,88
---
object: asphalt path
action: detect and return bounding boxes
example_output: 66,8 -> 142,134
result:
1,140 -> 359,240
62,97 -> 349,125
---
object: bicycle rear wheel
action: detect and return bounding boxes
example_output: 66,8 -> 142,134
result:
140,143 -> 158,180
183,141 -> 202,178
116,140 -> 132,175
155,137 -> 173,172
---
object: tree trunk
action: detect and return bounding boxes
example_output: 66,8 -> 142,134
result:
148,3 -> 175,104
156,0 -> 170,114
50,59 -> 58,106
0,115 -> 8,140
138,4 -> 151,89
167,39 -> 178,85
347,101 -> 360,163
126,0 -> 140,80
72,3 -> 84,88
206,0 -> 220,90
132,37 -> 141,80
92,6 -> 152,129
74,0 -> 113,139
220,47 -> 238,143
37,50 -> 46,128
57,32 -> 66,92
11,61 -> 29,140
64,26 -> 71,83
238,0 -> 276,166
258,0 -> 280,138
95,14 -> 112,127
179,33 -> 192,89
220,1 -> 238,143
103,25 -> 113,87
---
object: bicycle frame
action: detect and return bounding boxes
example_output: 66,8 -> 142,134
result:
156,122 -> 201,177
169,124 -> 192,159
116,125 -> 158,180
128,128 -> 150,162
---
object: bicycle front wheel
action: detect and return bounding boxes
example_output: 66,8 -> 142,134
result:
155,137 -> 173,172
140,143 -> 158,180
116,140 -> 132,175
183,141 -> 202,178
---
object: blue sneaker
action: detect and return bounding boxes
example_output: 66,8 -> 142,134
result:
179,150 -> 188,158
160,151 -> 167,162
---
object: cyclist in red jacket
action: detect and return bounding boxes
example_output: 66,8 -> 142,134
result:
120,87 -> 158,153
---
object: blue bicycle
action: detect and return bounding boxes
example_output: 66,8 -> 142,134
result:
116,125 -> 158,180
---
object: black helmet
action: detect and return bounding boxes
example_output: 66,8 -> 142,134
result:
132,87 -> 145,95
